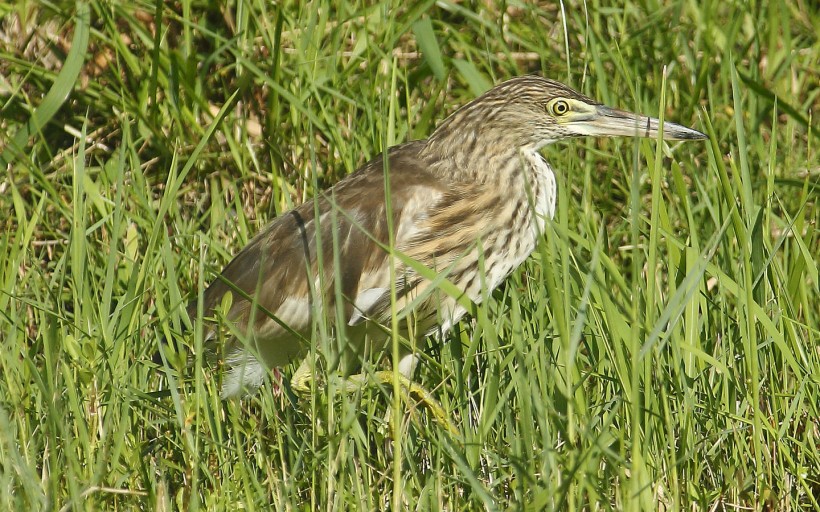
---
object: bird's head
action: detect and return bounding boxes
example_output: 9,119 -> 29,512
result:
428,75 -> 706,153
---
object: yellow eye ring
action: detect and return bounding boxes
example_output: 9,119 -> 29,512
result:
550,99 -> 570,116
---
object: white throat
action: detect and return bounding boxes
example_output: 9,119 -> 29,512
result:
521,148 -> 557,232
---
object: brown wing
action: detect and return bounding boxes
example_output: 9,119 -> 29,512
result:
190,140 -> 450,354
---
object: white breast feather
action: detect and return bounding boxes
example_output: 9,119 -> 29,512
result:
522,148 -> 557,231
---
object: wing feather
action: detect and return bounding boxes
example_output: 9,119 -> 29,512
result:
192,141 -> 450,359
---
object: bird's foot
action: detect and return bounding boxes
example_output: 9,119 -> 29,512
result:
342,371 -> 460,437
384,372 -> 460,437
290,356 -> 322,396
289,358 -> 459,436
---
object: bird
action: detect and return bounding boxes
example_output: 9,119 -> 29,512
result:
183,75 -> 706,408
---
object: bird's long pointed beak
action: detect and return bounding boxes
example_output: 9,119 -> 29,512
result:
575,105 -> 706,141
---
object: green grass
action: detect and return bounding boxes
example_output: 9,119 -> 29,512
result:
1,0 -> 818,510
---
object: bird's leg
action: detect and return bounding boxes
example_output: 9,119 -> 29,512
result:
290,352 -> 458,435
343,373 -> 457,436
343,352 -> 459,436
290,354 -> 321,396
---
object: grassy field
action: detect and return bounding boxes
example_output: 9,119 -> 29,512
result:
1,0 -> 818,510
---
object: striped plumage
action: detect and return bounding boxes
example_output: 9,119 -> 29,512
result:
190,75 -> 705,398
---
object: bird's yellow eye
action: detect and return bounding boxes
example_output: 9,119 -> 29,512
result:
549,99 -> 571,116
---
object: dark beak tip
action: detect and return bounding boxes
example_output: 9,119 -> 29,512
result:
669,126 -> 708,141
681,131 -> 708,141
